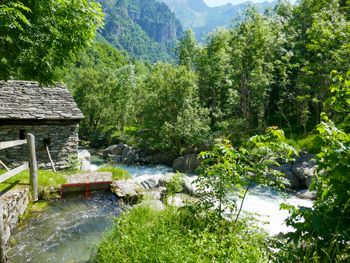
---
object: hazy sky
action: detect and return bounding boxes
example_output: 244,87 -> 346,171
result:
204,0 -> 281,7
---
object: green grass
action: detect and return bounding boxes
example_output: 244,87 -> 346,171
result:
97,165 -> 131,180
287,134 -> 322,154
0,169 -> 67,193
95,206 -> 271,263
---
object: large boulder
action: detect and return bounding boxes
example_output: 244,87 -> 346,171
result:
292,153 -> 317,187
172,154 -> 202,174
134,175 -> 161,190
296,189 -> 317,200
274,164 -> 301,189
111,180 -> 143,204
183,175 -> 199,196
103,144 -> 127,159
122,146 -> 139,164
78,149 -> 91,161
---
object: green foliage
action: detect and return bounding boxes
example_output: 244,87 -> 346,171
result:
141,63 -> 210,154
327,70 -> 350,131
279,116 -> 350,262
165,173 -> 184,197
196,127 -> 296,221
97,166 -> 131,180
0,0 -> 104,83
95,206 -> 271,263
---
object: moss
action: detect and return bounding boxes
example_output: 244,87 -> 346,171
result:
97,165 -> 131,180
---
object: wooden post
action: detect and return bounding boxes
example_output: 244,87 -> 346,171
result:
26,133 -> 38,202
0,201 -> 6,263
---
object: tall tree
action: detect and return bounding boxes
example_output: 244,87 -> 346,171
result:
0,0 -> 103,83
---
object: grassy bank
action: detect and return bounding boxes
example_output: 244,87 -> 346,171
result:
0,169 -> 67,193
95,206 -> 271,263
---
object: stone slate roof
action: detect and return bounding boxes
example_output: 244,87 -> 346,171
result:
0,80 -> 84,121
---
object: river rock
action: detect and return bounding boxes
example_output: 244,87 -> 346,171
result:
292,153 -> 317,187
78,149 -> 91,161
103,144 -> 127,158
274,164 -> 300,189
172,154 -> 202,174
111,180 -> 143,204
158,173 -> 175,186
296,189 -> 317,200
134,175 -> 161,190
183,175 -> 199,196
122,146 -> 139,164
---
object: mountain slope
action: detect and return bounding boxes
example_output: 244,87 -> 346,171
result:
162,0 -> 277,40
97,0 -> 183,62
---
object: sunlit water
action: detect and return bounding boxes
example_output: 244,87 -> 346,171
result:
8,191 -> 120,263
8,164 -> 312,262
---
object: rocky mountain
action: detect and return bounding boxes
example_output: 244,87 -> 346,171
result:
162,0 -> 277,40
97,0 -> 183,62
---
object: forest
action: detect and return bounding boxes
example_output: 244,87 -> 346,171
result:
1,0 -> 350,262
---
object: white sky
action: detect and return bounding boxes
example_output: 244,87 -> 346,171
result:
203,0 -> 288,7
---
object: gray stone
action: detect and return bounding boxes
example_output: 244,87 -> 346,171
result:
111,180 -> 142,200
78,150 -> 91,161
158,173 -> 175,186
274,164 -> 300,189
103,144 -> 127,158
173,154 -> 202,174
296,189 -> 317,200
134,175 -> 161,190
292,154 -> 317,187
122,146 -> 139,164
183,175 -> 199,196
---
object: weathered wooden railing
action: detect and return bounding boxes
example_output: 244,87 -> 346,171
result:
0,133 -> 38,263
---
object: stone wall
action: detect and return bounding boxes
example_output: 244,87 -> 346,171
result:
0,187 -> 30,262
0,123 -> 79,170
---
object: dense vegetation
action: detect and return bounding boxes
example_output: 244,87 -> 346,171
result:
97,0 -> 183,62
66,0 -> 350,156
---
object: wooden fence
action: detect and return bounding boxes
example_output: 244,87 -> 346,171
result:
0,133 -> 38,263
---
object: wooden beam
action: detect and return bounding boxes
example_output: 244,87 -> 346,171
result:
0,140 -> 27,151
27,133 -> 38,202
0,163 -> 28,184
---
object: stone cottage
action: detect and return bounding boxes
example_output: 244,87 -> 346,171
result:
0,80 -> 84,170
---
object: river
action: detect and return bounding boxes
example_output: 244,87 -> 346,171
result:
7,165 -> 312,262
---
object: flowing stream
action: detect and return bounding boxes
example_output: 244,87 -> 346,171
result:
8,165 -> 312,262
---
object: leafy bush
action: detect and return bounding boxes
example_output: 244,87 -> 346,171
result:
97,166 -> 131,180
95,206 -> 271,263
165,172 -> 184,197
279,115 -> 350,262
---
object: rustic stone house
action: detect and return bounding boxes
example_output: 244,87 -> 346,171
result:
0,80 -> 84,170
